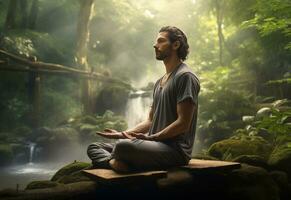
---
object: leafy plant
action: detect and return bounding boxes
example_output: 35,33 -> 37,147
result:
239,99 -> 291,146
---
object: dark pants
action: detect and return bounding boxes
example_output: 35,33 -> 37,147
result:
87,139 -> 187,170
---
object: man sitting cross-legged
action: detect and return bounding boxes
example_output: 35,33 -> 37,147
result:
87,26 -> 200,173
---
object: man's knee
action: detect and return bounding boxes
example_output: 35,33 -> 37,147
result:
87,142 -> 102,156
113,139 -> 136,160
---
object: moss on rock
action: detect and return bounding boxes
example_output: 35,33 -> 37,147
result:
208,136 -> 272,161
232,155 -> 269,169
57,170 -> 90,184
26,180 -> 60,190
51,161 -> 91,182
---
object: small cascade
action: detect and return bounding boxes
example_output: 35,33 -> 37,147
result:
28,142 -> 36,164
125,90 -> 152,128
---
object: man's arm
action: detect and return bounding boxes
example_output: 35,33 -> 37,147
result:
134,99 -> 195,140
125,106 -> 153,134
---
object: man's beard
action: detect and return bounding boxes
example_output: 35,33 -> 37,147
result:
155,49 -> 171,60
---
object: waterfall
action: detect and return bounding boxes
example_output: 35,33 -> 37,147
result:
28,142 -> 36,164
125,90 -> 152,129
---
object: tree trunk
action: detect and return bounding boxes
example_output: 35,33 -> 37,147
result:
20,0 -> 29,28
76,0 -> 95,114
28,71 -> 41,128
4,0 -> 18,30
215,0 -> 224,66
28,0 -> 39,29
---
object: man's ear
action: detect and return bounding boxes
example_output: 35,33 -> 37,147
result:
172,41 -> 180,50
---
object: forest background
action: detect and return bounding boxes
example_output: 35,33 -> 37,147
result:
0,0 -> 290,161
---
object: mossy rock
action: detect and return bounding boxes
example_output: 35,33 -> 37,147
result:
268,146 -> 291,179
208,136 -> 272,161
51,161 -> 91,182
57,170 -> 90,184
26,180 -> 60,190
226,164 -> 280,200
232,155 -> 269,169
0,144 -> 13,166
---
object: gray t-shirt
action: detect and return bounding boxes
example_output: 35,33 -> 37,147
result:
149,63 -> 200,161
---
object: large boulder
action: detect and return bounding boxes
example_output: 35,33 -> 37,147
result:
268,146 -> 291,180
226,164 -> 280,200
232,155 -> 269,169
208,135 -> 272,161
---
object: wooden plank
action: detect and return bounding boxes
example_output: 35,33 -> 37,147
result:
83,169 -> 167,180
181,159 -> 241,171
83,159 -> 240,183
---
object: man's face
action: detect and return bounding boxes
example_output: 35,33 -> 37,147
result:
153,32 -> 172,60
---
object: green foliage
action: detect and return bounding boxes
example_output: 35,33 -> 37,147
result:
41,87 -> 81,127
238,99 -> 291,147
197,66 -> 254,146
266,78 -> 291,85
61,110 -> 127,143
68,110 -> 128,132
241,0 -> 291,50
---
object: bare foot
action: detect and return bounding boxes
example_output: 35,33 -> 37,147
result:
109,159 -> 129,173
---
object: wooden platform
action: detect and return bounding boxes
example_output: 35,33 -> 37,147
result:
83,159 -> 240,184
182,159 -> 241,170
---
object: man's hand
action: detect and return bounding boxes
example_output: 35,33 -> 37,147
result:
96,128 -> 135,139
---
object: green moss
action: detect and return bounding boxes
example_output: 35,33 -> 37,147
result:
208,136 -> 272,160
232,155 -> 269,169
26,180 -> 59,190
51,161 -> 91,182
57,170 -> 90,184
